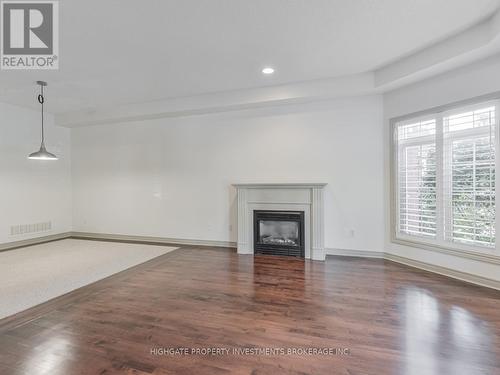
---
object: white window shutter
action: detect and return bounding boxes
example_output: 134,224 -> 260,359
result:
394,102 -> 497,251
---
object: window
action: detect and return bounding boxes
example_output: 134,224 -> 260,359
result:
393,101 -> 498,252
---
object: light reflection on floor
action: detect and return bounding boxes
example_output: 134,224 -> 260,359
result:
23,336 -> 73,375
404,287 -> 439,375
403,287 -> 494,375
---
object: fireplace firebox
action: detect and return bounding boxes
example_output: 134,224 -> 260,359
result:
253,210 -> 305,257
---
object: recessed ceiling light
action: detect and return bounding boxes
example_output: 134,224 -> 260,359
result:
262,67 -> 274,75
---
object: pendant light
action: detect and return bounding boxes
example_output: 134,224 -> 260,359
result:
28,81 -> 58,160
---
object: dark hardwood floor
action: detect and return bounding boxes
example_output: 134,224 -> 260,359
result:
0,245 -> 499,375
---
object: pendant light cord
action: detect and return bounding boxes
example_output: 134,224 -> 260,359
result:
38,86 -> 45,144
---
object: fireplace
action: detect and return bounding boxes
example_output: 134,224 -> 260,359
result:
234,183 -> 326,260
253,210 -> 305,257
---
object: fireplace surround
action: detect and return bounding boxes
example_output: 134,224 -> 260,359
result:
233,183 -> 327,261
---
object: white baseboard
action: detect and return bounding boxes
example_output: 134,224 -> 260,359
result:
384,253 -> 500,291
71,232 -> 237,249
326,248 -> 384,258
326,247 -> 500,290
0,232 -> 72,252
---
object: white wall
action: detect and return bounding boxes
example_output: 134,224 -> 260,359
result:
71,95 -> 384,252
0,102 -> 72,244
384,53 -> 500,282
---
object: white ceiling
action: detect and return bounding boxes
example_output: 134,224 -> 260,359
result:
0,0 -> 499,114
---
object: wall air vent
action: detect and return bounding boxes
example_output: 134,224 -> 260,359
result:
10,222 -> 52,236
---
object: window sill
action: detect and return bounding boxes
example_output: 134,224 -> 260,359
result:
392,236 -> 500,265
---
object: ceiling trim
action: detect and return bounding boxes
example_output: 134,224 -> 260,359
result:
374,8 -> 500,89
55,73 -> 375,127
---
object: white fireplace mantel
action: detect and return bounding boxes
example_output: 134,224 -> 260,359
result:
232,183 -> 327,261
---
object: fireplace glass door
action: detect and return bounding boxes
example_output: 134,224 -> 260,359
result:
253,210 -> 305,257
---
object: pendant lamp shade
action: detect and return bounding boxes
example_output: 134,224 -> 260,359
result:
28,81 -> 58,161
28,144 -> 58,160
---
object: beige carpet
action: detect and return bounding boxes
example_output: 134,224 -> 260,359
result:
0,239 -> 177,319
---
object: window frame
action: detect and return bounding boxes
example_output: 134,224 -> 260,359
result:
390,94 -> 500,257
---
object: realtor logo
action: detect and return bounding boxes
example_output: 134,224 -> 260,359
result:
1,1 -> 58,69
